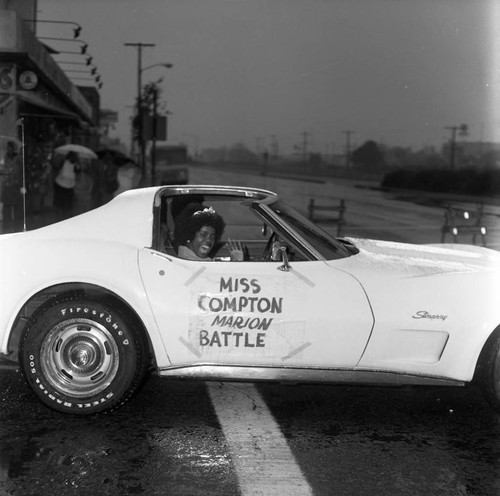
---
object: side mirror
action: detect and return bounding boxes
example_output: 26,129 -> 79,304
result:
277,246 -> 291,272
272,242 -> 291,272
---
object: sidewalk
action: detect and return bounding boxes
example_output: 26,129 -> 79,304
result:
0,174 -> 95,234
0,181 -> 96,369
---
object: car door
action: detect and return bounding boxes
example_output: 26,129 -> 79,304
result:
138,248 -> 374,369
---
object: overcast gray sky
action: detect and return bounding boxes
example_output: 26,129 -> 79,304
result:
38,0 -> 499,154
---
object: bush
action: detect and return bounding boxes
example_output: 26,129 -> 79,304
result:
381,167 -> 500,197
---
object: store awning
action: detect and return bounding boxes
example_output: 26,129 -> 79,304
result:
17,93 -> 82,123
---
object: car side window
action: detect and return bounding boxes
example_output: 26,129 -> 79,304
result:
154,193 -> 312,262
155,195 -> 274,261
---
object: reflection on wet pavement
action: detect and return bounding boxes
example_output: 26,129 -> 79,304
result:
0,370 -> 239,495
1,367 -> 500,495
259,383 -> 500,496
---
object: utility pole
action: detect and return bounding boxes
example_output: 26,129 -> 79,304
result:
124,42 -> 156,176
444,124 -> 468,170
151,85 -> 158,185
301,131 -> 309,165
342,130 -> 354,168
255,137 -> 264,156
271,135 -> 280,160
255,137 -> 266,173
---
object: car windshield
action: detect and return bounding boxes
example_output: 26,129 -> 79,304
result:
265,201 -> 356,260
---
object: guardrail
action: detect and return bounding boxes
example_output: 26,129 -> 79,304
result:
441,204 -> 487,246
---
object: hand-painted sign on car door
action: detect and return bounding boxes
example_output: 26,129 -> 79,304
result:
187,273 -> 306,362
139,250 -> 374,369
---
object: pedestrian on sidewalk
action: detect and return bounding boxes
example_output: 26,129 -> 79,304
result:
53,151 -> 79,220
0,141 -> 24,233
102,152 -> 119,204
113,160 -> 140,197
91,151 -> 118,208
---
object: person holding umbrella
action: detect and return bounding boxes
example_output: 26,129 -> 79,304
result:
53,151 -> 80,220
113,158 -> 140,197
91,150 -> 119,208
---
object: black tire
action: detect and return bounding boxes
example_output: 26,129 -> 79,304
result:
19,299 -> 149,415
477,330 -> 500,415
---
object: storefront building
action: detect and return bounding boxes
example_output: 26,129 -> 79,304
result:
0,0 -> 98,209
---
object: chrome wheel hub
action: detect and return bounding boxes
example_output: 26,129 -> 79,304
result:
41,319 -> 120,398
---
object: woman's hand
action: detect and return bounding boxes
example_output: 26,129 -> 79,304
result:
227,238 -> 245,261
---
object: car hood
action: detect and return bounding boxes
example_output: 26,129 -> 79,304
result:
341,237 -> 500,277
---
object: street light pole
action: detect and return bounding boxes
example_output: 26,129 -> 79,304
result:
39,37 -> 89,53
24,19 -> 82,38
142,63 -> 173,72
124,42 -> 156,175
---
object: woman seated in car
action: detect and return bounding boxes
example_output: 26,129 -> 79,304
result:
173,203 -> 244,261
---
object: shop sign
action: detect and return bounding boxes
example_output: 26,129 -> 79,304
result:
0,64 -> 16,91
143,115 -> 167,140
19,71 -> 38,90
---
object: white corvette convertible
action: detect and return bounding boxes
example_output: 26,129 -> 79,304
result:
1,185 -> 499,415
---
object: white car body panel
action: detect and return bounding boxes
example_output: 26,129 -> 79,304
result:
138,251 -> 374,369
0,188 -> 170,365
333,238 -> 500,381
0,184 -> 498,391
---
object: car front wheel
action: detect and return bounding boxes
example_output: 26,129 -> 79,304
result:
19,299 -> 149,415
477,330 -> 500,415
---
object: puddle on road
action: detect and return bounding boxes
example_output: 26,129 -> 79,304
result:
0,373 -> 239,495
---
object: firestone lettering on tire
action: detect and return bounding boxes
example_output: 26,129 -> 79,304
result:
20,299 -> 148,414
33,376 -> 113,409
58,306 -> 128,345
76,393 -> 113,409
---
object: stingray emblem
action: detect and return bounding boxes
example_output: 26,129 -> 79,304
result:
412,310 -> 448,321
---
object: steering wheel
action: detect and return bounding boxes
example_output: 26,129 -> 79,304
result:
262,232 -> 279,261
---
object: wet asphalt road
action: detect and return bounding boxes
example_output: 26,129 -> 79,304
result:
0,368 -> 499,495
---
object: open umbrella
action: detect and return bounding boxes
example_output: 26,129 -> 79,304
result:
55,144 -> 97,160
0,135 -> 23,148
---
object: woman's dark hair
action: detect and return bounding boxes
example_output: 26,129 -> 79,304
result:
171,194 -> 205,219
174,203 -> 225,248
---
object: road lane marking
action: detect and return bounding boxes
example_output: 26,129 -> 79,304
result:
208,382 -> 313,496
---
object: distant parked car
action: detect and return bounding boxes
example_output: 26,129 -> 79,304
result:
1,185 -> 500,415
152,144 -> 189,185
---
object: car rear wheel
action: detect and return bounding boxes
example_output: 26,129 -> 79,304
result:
477,330 -> 500,414
19,299 -> 149,415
